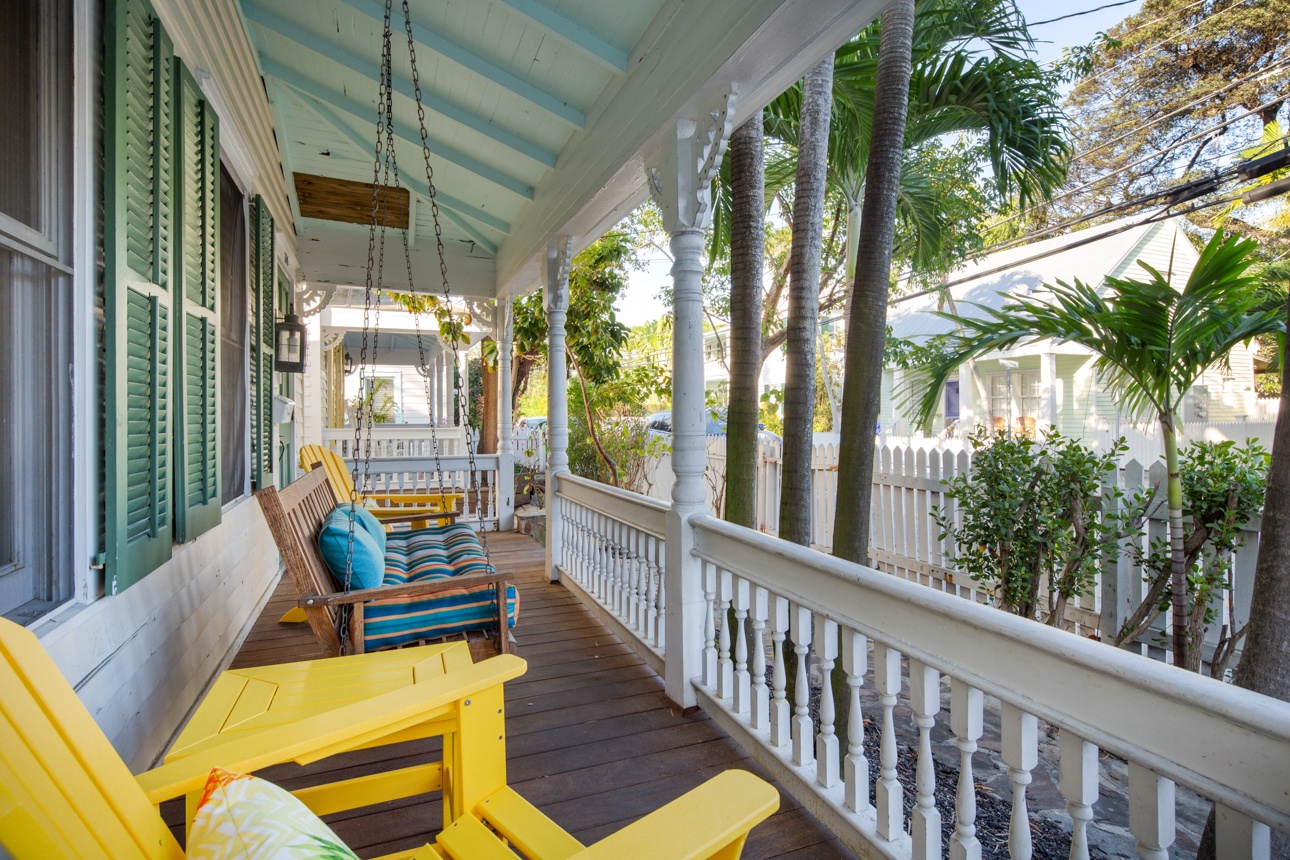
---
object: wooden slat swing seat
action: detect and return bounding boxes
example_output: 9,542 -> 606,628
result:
0,616 -> 778,859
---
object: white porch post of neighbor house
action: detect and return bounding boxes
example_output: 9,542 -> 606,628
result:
1039,348 -> 1057,434
651,88 -> 736,708
497,297 -> 515,531
957,364 -> 974,434
457,352 -> 469,432
544,237 -> 573,583
429,352 -> 440,426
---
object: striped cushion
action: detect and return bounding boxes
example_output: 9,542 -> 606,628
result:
362,524 -> 519,651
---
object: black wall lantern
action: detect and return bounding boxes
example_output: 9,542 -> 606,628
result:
274,309 -> 308,373
343,351 -> 356,376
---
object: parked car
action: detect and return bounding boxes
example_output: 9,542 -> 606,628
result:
644,410 -> 779,441
515,416 -> 547,431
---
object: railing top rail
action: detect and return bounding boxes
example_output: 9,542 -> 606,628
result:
346,454 -> 501,472
689,513 -> 1290,829
323,425 -> 467,436
555,473 -> 668,538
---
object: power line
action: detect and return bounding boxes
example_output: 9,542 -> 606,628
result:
1029,0 -> 1140,27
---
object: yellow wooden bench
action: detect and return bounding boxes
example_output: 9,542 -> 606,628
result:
300,444 -> 465,529
0,616 -> 779,860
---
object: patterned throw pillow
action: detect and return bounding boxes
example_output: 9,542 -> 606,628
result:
187,767 -> 360,860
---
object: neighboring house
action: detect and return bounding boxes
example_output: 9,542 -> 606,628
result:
880,217 -> 1268,440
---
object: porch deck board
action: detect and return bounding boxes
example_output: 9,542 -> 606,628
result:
163,531 -> 853,859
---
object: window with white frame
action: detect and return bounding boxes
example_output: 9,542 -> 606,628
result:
988,369 -> 1041,427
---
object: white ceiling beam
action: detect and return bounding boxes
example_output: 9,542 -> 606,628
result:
262,57 -> 532,203
335,0 -> 585,130
243,1 -> 557,169
488,0 -> 628,74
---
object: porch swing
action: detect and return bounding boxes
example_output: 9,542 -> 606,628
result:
259,0 -> 516,657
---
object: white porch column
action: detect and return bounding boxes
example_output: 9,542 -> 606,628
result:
1040,349 -> 1058,434
300,315 -> 324,447
457,353 -> 469,431
430,353 -> 440,425
497,297 -> 515,531
652,88 -> 736,708
545,238 -> 573,583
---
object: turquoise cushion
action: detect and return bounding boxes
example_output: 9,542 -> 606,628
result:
348,503 -> 387,555
317,508 -> 384,590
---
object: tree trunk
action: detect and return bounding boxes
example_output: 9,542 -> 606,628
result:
778,55 -> 833,546
832,0 -> 915,565
1161,413 -> 1189,666
1197,290 -> 1290,859
726,117 -> 765,529
480,337 -> 498,455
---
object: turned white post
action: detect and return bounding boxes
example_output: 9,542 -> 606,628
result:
430,353 -> 441,428
843,628 -> 870,814
1127,762 -> 1174,860
814,616 -> 839,789
457,351 -> 469,432
1215,803 -> 1271,858
732,576 -> 751,716
749,585 -> 769,729
652,91 -> 736,708
875,642 -> 904,842
789,604 -> 815,768
950,679 -> 984,860
544,238 -> 572,583
909,659 -> 942,860
717,568 -> 734,699
1001,702 -> 1037,860
769,594 -> 791,748
1059,730 -> 1099,860
497,297 -> 515,531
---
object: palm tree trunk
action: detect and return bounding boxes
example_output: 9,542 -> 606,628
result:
726,117 -> 765,529
778,55 -> 833,546
1161,413 -> 1188,665
832,0 -> 916,565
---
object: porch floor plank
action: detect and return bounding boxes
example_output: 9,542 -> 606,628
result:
162,531 -> 854,859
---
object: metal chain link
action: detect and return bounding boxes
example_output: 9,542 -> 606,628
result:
401,0 -> 491,564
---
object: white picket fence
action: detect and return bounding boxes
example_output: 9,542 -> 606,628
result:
629,434 -> 1259,655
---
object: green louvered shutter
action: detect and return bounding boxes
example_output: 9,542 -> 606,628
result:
250,196 -> 275,489
104,0 -> 175,592
172,62 -> 221,541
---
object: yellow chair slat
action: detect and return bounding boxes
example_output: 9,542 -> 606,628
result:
292,762 -> 443,818
298,445 -> 462,522
476,787 -> 585,860
436,813 -> 522,860
0,624 -> 184,860
570,770 -> 779,860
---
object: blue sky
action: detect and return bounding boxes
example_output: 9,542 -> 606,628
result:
615,0 -> 1147,327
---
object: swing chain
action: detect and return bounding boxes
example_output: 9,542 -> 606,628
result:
401,0 -> 491,562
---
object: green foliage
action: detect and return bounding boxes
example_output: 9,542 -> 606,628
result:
1061,0 -> 1290,223
758,386 -> 784,436
383,292 -> 472,346
934,428 -> 1140,621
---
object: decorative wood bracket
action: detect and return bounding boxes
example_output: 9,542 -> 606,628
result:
298,284 -> 337,317
649,86 -> 738,234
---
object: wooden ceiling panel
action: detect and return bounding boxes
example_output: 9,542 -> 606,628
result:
295,172 -> 410,229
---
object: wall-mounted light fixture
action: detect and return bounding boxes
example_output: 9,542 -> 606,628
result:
274,309 -> 307,373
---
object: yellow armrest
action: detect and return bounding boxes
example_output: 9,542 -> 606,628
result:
135,655 -> 526,803
572,771 -> 778,860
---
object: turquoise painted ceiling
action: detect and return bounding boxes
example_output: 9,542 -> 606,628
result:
244,0 -> 657,281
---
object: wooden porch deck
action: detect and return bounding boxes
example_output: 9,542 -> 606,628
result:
162,531 -> 853,858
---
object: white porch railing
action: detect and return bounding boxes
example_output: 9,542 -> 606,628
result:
544,477 -> 1290,858
347,454 -> 501,530
552,473 -> 667,672
323,425 -> 469,458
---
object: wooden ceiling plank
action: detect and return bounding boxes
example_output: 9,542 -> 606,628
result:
487,0 -> 628,74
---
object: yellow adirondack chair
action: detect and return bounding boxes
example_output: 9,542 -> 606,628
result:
299,444 -> 464,529
0,617 -> 778,860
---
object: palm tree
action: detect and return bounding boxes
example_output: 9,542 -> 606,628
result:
911,231 -> 1284,666
779,56 -> 834,546
724,117 -> 765,529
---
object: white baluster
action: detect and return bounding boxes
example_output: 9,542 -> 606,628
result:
701,562 -> 717,688
653,538 -> 665,652
1127,762 -> 1174,860
733,577 -> 751,716
717,569 -> 734,701
1215,803 -> 1271,859
628,527 -> 642,633
1059,730 -> 1098,860
769,595 -> 790,748
909,659 -> 941,860
614,519 -> 626,616
874,642 -> 903,842
750,586 -> 770,731
843,628 -> 870,814
645,535 -> 659,645
789,604 -> 814,768
1001,703 -> 1037,860
950,679 -> 983,860
814,616 -> 839,789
